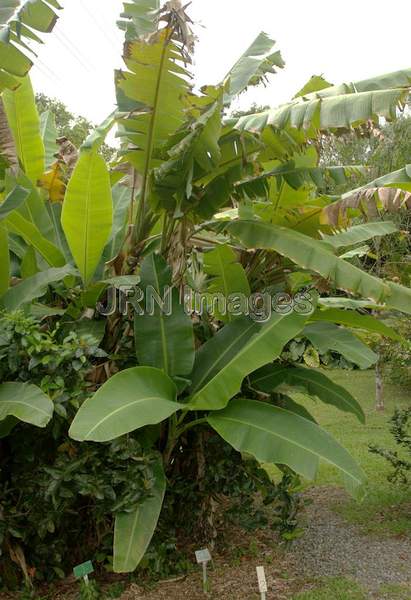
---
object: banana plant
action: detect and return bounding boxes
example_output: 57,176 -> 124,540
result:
0,0 -> 61,90
1,0 -> 411,575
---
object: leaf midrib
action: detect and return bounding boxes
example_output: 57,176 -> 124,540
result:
84,395 -> 174,439
190,321 -> 256,394
1,399 -> 50,419
192,314 -> 290,402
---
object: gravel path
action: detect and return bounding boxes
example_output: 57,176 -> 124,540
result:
287,487 -> 411,597
116,487 -> 411,599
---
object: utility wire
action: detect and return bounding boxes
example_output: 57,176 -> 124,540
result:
79,0 -> 119,48
54,29 -> 96,74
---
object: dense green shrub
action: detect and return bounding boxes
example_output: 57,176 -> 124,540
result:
0,312 -> 299,587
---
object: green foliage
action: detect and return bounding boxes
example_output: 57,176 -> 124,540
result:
369,408 -> 411,485
0,311 -> 103,406
320,115 -> 411,191
0,313 -> 157,585
376,317 -> 411,386
77,579 -> 100,600
293,577 -> 366,600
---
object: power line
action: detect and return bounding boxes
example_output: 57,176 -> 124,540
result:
34,56 -> 63,85
54,29 -> 96,75
79,0 -> 119,48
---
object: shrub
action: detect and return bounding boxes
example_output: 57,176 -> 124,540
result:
369,408 -> 411,485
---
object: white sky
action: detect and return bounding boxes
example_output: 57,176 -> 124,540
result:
31,0 -> 411,125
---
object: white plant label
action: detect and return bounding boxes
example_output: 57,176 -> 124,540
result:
256,565 -> 268,597
195,548 -> 211,564
195,548 -> 212,594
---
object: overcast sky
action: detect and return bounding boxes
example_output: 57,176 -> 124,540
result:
31,0 -> 411,125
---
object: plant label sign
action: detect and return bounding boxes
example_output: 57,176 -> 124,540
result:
256,566 -> 268,599
195,548 -> 211,564
73,560 -> 94,585
195,548 -> 212,594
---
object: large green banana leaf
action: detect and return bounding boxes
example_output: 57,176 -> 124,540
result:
320,221 -> 398,249
69,367 -> 182,442
113,454 -> 165,573
235,68 -> 411,134
188,309 -> 310,411
6,210 -> 65,267
0,222 -> 9,295
236,162 -> 366,200
7,172 -> 55,239
208,398 -> 366,498
0,98 -> 17,169
102,183 -> 131,263
153,93 -> 224,209
0,1 -> 20,24
228,220 -> 411,314
117,0 -> 160,38
0,264 -> 75,310
250,364 -> 365,423
39,109 -> 58,169
311,307 -> 401,341
0,185 -> 29,220
203,244 -> 250,323
0,382 -> 53,427
304,322 -> 377,369
298,68 -> 411,100
116,17 -> 191,227
61,150 -> 113,284
20,245 -> 38,278
2,75 -> 45,183
0,0 -> 61,86
134,253 -> 195,376
223,31 -> 284,102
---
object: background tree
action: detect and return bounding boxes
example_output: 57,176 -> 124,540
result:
36,93 -> 115,161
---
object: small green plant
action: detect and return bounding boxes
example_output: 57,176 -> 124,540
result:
78,579 -> 100,600
104,582 -> 127,599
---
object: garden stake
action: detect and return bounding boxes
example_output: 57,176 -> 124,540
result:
73,560 -> 94,588
256,566 -> 268,599
195,548 -> 212,594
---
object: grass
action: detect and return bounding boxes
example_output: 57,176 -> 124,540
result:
378,583 -> 411,599
296,369 -> 411,537
292,577 -> 366,599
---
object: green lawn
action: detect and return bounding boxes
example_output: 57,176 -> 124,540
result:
293,577 -> 411,600
296,369 -> 411,537
293,577 -> 366,600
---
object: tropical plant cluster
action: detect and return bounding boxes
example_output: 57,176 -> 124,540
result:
0,0 -> 411,589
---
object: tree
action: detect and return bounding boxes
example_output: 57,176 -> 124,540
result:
1,0 -> 411,579
35,93 -> 115,161
35,93 -> 93,149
